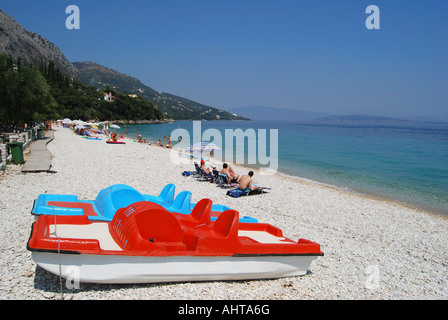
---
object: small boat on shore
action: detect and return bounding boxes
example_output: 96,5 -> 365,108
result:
31,184 -> 258,223
27,200 -> 322,284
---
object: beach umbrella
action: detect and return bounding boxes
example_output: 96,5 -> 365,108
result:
85,123 -> 99,129
74,125 -> 86,130
202,142 -> 220,151
110,124 -> 121,129
189,142 -> 220,151
189,142 -> 221,158
73,120 -> 87,125
62,118 -> 71,124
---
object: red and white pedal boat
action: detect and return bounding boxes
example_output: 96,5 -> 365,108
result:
27,199 -> 323,284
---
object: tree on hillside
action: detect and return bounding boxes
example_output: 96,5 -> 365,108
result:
0,54 -> 58,125
0,54 -> 165,125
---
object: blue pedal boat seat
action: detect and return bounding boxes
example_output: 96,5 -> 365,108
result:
31,183 -> 258,223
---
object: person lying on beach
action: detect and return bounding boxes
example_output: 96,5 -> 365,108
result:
237,171 -> 262,192
220,163 -> 239,183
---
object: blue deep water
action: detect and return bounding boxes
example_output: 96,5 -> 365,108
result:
115,120 -> 448,215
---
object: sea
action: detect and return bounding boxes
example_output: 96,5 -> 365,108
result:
113,120 -> 448,216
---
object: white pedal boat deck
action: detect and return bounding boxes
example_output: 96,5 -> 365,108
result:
28,199 -> 323,284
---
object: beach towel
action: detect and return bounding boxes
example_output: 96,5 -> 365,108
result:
226,187 -> 270,198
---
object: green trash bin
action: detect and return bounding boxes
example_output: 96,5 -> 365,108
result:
9,142 -> 25,164
37,127 -> 44,139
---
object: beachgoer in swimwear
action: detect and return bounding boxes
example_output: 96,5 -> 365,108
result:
200,159 -> 211,175
166,135 -> 172,148
227,163 -> 238,178
220,163 -> 239,183
237,171 -> 261,192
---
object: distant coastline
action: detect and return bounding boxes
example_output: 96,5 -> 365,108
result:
105,119 -> 175,125
105,118 -> 250,125
229,106 -> 448,125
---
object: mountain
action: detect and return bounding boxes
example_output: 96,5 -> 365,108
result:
228,106 -> 329,122
73,61 -> 247,121
314,114 -> 448,125
0,9 -> 245,121
0,10 -> 78,79
228,107 -> 448,125
72,61 -> 158,96
315,114 -> 398,124
0,10 -> 164,124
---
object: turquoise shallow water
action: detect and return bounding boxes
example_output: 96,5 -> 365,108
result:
115,120 -> 448,215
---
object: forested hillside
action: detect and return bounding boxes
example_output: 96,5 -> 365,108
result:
73,61 -> 248,121
0,54 -> 165,126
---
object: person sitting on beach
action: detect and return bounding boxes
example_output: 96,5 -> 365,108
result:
237,171 -> 262,192
220,163 -> 239,183
226,163 -> 238,179
200,159 -> 211,175
226,163 -> 239,179
156,139 -> 163,147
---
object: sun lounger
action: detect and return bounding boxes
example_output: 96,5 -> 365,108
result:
194,163 -> 207,180
196,167 -> 213,182
215,173 -> 236,188
194,163 -> 201,175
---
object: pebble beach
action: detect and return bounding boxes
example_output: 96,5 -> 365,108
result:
1,126 -> 447,300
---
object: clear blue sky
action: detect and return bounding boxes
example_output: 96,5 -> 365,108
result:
2,0 -> 448,120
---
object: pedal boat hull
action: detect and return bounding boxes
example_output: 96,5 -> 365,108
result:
27,200 -> 322,284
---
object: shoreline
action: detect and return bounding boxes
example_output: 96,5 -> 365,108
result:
273,169 -> 448,220
119,125 -> 448,220
1,126 -> 447,300
204,154 -> 448,221
99,128 -> 448,221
